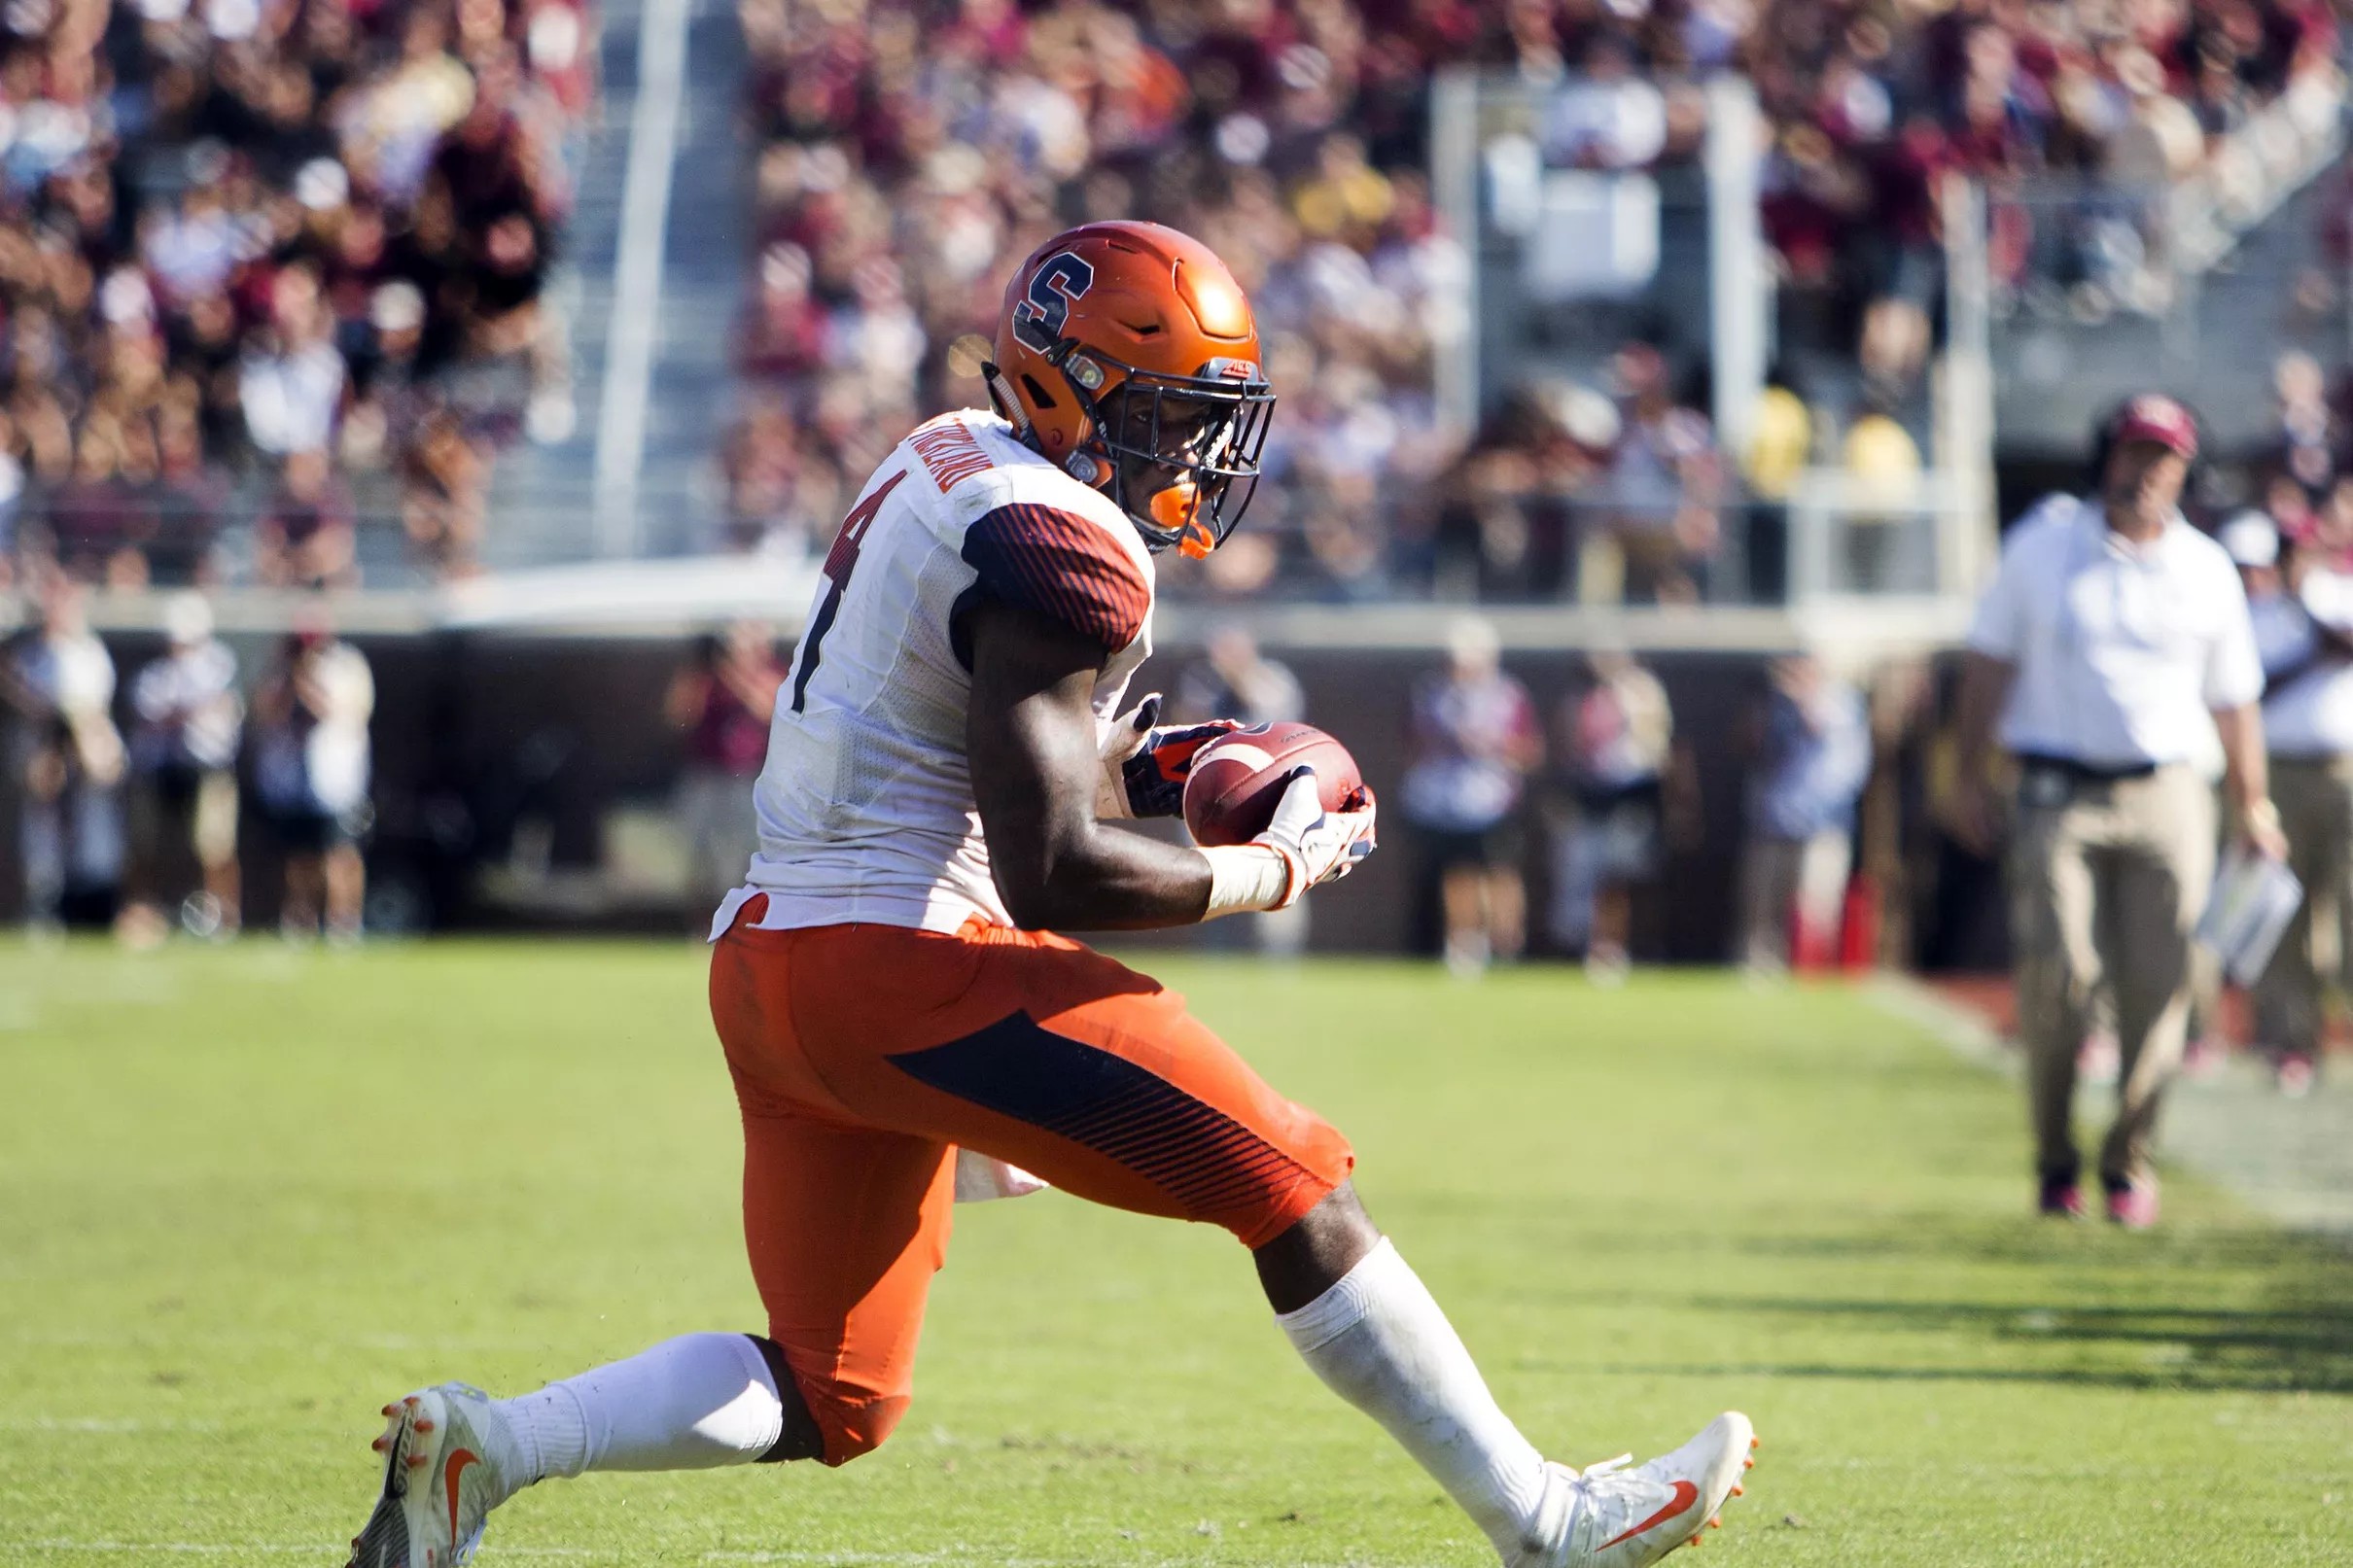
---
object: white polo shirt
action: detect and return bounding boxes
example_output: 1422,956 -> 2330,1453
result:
1966,494 -> 2263,768
2259,568 -> 2353,757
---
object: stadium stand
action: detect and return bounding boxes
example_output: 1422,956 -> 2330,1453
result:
718,0 -> 2344,604
0,0 -> 590,595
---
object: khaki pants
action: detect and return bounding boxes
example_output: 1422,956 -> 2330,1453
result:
2008,762 -> 2214,1189
2254,755 -> 2353,1055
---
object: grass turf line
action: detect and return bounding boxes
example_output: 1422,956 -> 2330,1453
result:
1,940 -> 2348,1567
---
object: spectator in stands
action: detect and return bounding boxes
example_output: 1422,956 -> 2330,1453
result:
1544,647 -> 1686,983
253,620 -> 375,945
714,0 -> 2341,608
1402,617 -> 1541,977
343,282 -> 432,472
1541,34 -> 1668,170
1604,342 -> 1723,605
151,401 -> 226,586
423,50 -> 575,442
343,8 -> 476,206
2232,510 -> 2353,1099
1843,396 -> 1923,493
1738,650 -> 1871,976
241,264 -> 348,463
667,622 -> 785,921
1420,379 -> 1607,601
2,576 -> 123,933
2268,349 -> 2338,498
256,450 -> 359,591
121,593 -> 243,947
1742,366 -> 1813,603
403,408 -> 490,579
738,242 -> 828,383
0,0 -> 598,590
1841,390 -> 1927,591
47,427 -> 150,588
720,391 -> 831,557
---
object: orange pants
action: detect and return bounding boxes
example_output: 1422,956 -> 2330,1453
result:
708,901 -> 1353,1466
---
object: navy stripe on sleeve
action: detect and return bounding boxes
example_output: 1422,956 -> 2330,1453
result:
960,504 -> 1150,652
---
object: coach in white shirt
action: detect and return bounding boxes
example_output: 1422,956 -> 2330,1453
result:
1952,395 -> 2286,1228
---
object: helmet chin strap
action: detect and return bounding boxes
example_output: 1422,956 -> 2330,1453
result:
983,354 -> 1106,486
979,361 -> 1034,440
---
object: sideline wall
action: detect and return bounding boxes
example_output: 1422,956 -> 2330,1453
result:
0,634 -> 2003,962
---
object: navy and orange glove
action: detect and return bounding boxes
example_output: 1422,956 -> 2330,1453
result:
1095,693 -> 1242,819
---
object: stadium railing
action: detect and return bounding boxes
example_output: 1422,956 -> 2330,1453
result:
1984,76 -> 2348,452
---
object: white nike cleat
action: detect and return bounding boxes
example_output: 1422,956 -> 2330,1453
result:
346,1384 -> 525,1568
1528,1411 -> 1757,1568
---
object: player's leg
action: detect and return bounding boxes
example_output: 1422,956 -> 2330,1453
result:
347,1127 -> 941,1568
782,921 -> 1754,1568
473,1107 -> 946,1483
345,950 -> 953,1568
347,1324 -> 811,1565
1259,1183 -> 1752,1568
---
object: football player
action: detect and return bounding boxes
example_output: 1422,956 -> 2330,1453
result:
346,222 -> 1754,1568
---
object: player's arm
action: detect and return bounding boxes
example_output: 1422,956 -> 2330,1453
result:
966,600 -> 1372,930
966,599 -> 1214,930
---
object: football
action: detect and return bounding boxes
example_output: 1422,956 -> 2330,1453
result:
1181,721 -> 1364,846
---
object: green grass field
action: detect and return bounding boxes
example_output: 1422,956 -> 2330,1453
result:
3,940 -> 2349,1567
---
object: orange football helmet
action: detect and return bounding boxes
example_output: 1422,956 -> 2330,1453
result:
984,221 -> 1275,558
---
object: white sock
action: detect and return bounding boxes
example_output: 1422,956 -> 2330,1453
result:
1279,1238 -> 1562,1563
495,1333 -> 786,1481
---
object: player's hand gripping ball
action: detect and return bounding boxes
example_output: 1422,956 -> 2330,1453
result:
1181,722 -> 1364,846
1096,692 -> 1243,819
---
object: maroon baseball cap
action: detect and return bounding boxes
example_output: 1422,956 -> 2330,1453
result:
2112,394 -> 2199,458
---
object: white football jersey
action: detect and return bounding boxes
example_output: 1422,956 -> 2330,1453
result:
725,409 -> 1156,934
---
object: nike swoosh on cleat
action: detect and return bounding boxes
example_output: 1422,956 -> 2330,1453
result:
443,1447 -> 479,1547
1598,1480 -> 1700,1550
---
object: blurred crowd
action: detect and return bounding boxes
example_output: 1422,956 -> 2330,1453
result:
1758,0 -> 2340,323
0,0 -> 589,595
721,0 -> 1467,598
718,0 -> 2338,604
2245,345 -> 2353,558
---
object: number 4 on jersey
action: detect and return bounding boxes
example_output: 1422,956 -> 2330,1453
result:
789,470 -> 908,714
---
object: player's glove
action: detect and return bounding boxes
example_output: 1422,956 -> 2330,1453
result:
1197,767 -> 1378,917
1095,691 -> 1243,819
